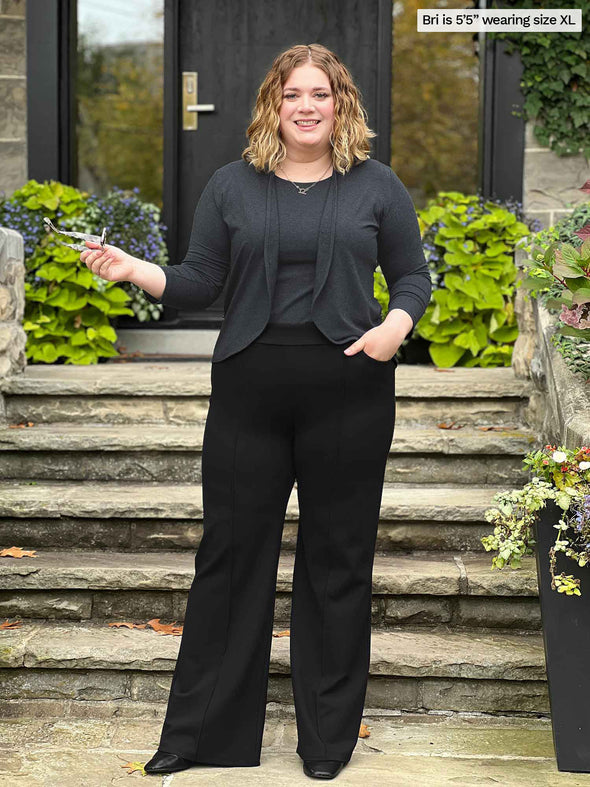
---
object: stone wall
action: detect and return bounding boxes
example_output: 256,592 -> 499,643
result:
0,0 -> 27,199
514,120 -> 590,382
530,299 -> 590,450
523,120 -> 590,230
0,227 -> 26,381
506,119 -> 590,447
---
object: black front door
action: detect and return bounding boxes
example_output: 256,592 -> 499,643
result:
159,0 -> 392,329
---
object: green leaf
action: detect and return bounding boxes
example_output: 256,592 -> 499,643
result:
34,262 -> 72,283
429,341 -> 466,368
544,297 -> 566,310
86,292 -> 113,311
489,324 -> 519,343
489,310 -> 507,333
556,325 -> 590,339
97,323 -> 117,342
70,330 -> 88,346
63,267 -> 95,288
454,329 -> 481,356
484,241 -> 510,256
444,272 -> 479,299
45,288 -> 88,311
102,285 -> 130,304
447,290 -> 470,311
40,342 -> 58,363
571,288 -> 590,306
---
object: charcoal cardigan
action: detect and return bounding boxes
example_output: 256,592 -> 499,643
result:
142,157 -> 432,362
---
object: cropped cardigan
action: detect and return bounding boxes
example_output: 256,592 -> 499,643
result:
142,157 -> 432,362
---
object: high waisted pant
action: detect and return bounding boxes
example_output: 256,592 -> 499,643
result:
157,322 -> 397,766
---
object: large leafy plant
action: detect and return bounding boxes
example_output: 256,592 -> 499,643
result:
406,192 -> 535,367
0,179 -> 167,364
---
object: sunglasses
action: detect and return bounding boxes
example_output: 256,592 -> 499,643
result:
42,217 -> 108,252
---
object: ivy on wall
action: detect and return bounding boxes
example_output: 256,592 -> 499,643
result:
488,0 -> 590,159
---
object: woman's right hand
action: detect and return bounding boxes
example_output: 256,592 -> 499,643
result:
80,240 -> 136,283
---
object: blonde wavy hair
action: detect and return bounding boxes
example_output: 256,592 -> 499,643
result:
242,44 -> 377,175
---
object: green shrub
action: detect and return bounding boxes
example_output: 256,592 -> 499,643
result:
376,191 -> 535,367
0,179 -> 167,364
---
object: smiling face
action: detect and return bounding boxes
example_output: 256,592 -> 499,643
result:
278,63 -> 335,156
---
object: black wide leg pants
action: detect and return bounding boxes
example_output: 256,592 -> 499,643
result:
157,322 -> 397,766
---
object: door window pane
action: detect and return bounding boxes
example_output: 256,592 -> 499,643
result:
75,0 -> 164,208
392,0 -> 480,208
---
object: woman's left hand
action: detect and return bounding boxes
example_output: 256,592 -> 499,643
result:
344,324 -> 403,363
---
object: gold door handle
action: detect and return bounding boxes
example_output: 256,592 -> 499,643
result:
183,72 -> 215,130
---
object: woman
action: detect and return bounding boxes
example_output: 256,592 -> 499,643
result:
81,43 -> 432,781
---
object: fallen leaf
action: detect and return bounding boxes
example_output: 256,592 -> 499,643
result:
147,618 -> 183,636
0,546 -> 37,558
359,722 -> 370,738
0,619 -> 22,630
477,425 -> 513,431
273,629 -> 290,637
120,760 -> 146,775
107,618 -> 183,635
437,422 -> 464,430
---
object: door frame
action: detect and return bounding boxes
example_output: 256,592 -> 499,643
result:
26,0 -> 181,274
25,0 -> 522,301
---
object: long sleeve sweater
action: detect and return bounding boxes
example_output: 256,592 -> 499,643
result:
142,157 -> 432,362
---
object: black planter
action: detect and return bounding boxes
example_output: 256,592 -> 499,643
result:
533,497 -> 590,772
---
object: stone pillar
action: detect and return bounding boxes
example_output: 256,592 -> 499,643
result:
523,120 -> 590,230
0,0 -> 27,198
512,249 -> 537,380
0,227 -> 27,379
513,121 -> 590,379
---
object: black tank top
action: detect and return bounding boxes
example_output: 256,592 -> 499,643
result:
256,175 -> 334,345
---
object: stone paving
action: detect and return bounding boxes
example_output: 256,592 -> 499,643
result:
3,706 -> 590,786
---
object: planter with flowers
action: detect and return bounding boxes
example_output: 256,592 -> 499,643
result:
482,444 -> 590,772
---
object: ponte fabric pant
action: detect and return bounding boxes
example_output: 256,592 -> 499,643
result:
157,336 -> 397,766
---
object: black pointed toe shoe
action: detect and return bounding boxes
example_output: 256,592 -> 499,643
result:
144,750 -> 198,774
303,759 -> 347,779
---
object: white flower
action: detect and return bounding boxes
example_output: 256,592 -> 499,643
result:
579,461 -> 590,470
552,450 -> 567,463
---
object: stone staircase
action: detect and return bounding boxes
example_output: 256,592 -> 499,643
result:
0,362 -> 547,720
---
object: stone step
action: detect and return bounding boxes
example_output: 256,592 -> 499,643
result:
2,396 -> 533,429
0,480 -> 515,553
0,549 -> 540,631
4,396 -> 531,428
0,364 -> 535,427
0,619 -> 549,713
0,712 -> 564,784
0,422 -> 539,485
